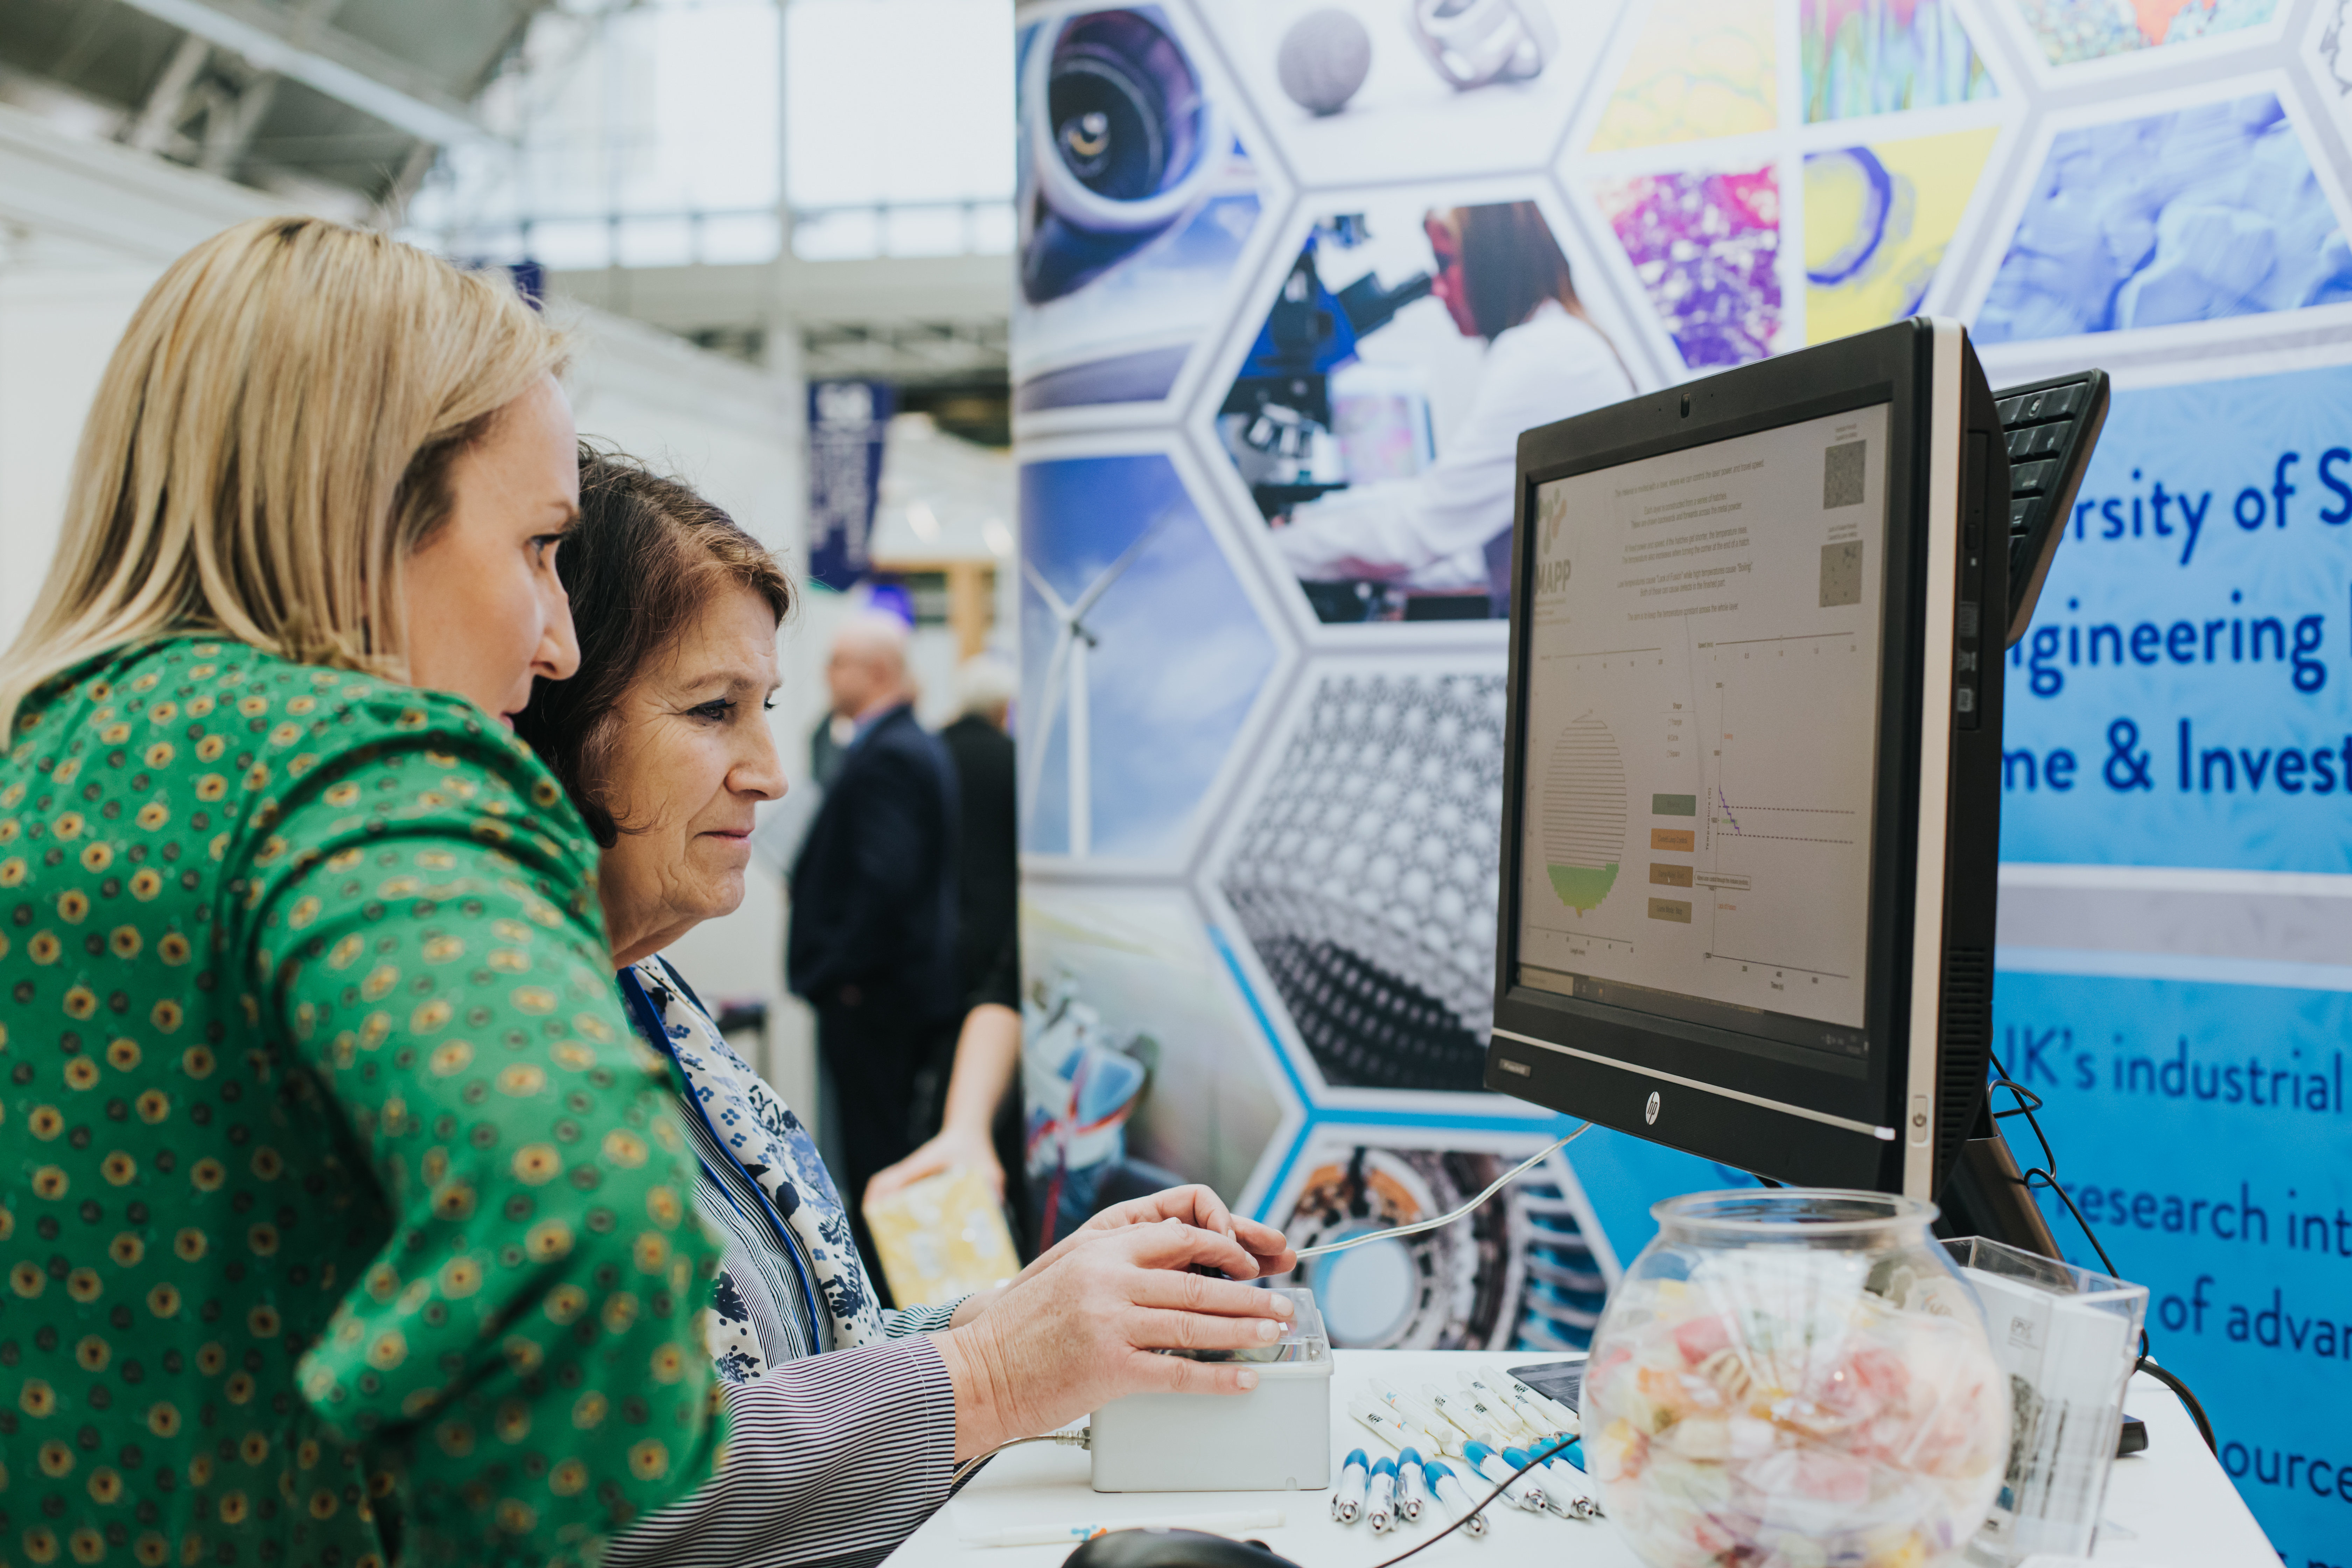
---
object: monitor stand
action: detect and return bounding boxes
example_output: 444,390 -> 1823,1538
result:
1933,1106 -> 2063,1257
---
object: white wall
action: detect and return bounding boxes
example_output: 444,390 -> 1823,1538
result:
0,271 -> 155,644
0,101 -> 823,1125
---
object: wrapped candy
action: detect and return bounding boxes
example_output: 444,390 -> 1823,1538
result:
1583,1192 -> 2010,1568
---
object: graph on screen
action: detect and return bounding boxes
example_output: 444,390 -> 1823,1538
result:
1516,403 -> 1888,1032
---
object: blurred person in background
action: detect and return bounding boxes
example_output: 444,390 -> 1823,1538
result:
0,216 -> 722,1567
1272,200 -> 1634,615
519,452 -> 1301,1566
867,655 -> 1026,1240
786,612 -> 961,1283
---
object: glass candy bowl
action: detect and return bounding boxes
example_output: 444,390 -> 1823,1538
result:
1582,1190 -> 2010,1568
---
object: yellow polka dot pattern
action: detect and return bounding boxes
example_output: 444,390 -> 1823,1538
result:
0,640 -> 723,1568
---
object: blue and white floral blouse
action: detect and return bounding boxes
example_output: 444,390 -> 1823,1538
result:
604,956 -> 962,1568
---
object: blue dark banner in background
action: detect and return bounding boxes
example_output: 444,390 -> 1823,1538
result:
806,379 -> 894,591
1996,364 -> 2352,1558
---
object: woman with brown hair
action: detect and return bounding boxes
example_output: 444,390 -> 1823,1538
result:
0,218 -> 722,1567
515,451 -> 1301,1568
1272,198 -> 1636,614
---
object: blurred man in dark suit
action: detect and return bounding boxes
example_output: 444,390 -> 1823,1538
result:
787,613 -> 959,1278
939,656 -> 1017,1013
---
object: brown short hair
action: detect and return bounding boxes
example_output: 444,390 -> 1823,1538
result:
514,447 -> 792,847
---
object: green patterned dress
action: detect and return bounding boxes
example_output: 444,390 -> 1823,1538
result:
0,638 -> 723,1568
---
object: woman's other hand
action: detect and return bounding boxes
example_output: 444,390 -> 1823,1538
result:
932,1222 -> 1299,1461
866,1124 -> 1005,1205
1016,1185 -> 1296,1288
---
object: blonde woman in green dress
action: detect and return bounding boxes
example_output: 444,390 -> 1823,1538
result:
0,218 -> 725,1568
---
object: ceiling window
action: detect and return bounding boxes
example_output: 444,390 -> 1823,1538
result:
401,0 -> 1013,270
785,0 -> 1015,260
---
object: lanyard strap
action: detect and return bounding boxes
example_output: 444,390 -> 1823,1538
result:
617,964 -> 828,1345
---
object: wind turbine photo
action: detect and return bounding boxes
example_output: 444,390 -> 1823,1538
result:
1021,509 -> 1172,857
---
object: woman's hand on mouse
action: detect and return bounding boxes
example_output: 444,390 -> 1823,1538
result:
947,1185 -> 1296,1326
932,1220 -> 1299,1462
1019,1185 -> 1297,1286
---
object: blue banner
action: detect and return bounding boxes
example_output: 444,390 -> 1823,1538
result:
806,379 -> 894,592
2001,364 -> 2352,870
1998,364 -> 2352,1561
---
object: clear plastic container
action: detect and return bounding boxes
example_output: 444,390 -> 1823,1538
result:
1944,1236 -> 2147,1564
1582,1190 -> 2011,1568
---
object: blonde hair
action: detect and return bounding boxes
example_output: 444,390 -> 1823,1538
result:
0,216 -> 567,743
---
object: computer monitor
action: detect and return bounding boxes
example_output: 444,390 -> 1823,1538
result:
1486,318 -> 2101,1229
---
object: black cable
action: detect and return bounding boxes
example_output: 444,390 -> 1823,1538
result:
1984,1047 -> 2217,1455
1365,1451 -> 1555,1568
2134,1355 -> 2217,1455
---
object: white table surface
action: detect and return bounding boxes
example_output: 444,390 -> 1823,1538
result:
884,1351 -> 2276,1568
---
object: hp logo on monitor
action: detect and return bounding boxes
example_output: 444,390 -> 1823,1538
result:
1644,1091 -> 1660,1126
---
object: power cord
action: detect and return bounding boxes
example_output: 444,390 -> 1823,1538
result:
1984,1046 -> 2217,1454
1292,1126 -> 1593,1260
950,1428 -> 1090,1489
1365,1450 -> 1554,1568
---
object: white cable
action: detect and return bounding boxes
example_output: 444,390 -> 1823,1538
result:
1291,1124 -> 1592,1260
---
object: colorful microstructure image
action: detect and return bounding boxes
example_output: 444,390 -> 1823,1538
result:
1595,166 -> 1782,368
2011,0 -> 2277,65
1801,0 -> 1996,122
1975,94 -> 2352,343
1806,127 -> 1998,343
1589,0 -> 1777,151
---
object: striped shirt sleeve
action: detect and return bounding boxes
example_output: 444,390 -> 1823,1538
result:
601,1336 -> 957,1568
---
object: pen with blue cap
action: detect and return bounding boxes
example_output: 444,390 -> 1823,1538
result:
1502,1445 -> 1599,1520
1334,1448 -> 1370,1524
1395,1447 -> 1428,1521
1366,1457 -> 1398,1533
1423,1460 -> 1488,1539
1461,1441 -> 1547,1513
1525,1435 -> 1603,1518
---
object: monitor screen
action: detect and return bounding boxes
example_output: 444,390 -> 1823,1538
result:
1513,402 -> 1891,1070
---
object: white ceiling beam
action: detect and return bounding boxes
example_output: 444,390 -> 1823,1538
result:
108,0 -> 501,148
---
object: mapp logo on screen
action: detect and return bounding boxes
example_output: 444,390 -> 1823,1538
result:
1533,556 -> 1573,596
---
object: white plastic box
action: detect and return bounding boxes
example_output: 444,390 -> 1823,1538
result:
1088,1288 -> 1333,1493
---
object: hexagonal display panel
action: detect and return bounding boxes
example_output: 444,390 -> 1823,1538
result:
1214,196 -> 1634,624
1805,127 -> 2000,343
1018,884 -> 1294,1243
1975,93 -> 2350,342
1018,450 -> 1279,860
1267,1130 -> 1612,1351
1220,666 -> 1505,1092
1013,6 -> 1270,413
1198,0 -> 1604,187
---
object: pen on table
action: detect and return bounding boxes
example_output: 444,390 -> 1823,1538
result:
1421,1385 -> 1505,1451
1349,1397 -> 1442,1457
1369,1379 -> 1469,1456
1493,1366 -> 1580,1435
1423,1461 -> 1488,1539
1334,1448 -> 1371,1524
1456,1371 -> 1537,1441
1461,1441 -> 1546,1514
1503,1447 -> 1596,1521
1366,1457 -> 1398,1534
959,1510 -> 1286,1548
1395,1447 -> 1428,1521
